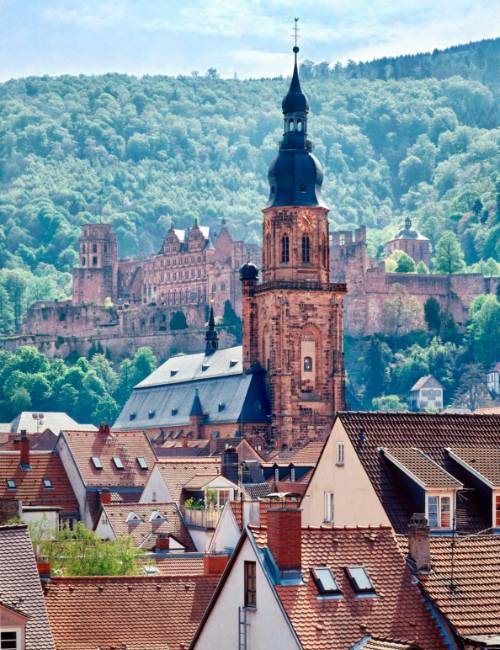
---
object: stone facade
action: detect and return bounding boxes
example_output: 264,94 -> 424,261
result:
330,226 -> 499,336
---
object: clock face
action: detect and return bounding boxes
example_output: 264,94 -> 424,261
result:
299,210 -> 313,232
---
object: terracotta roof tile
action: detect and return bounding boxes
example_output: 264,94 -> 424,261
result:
45,575 -> 218,650
339,412 -> 500,533
398,534 -> 500,637
447,447 -> 500,487
156,458 -> 220,503
0,451 -> 78,512
154,554 -> 206,576
383,447 -> 462,488
362,639 -> 420,650
251,526 -> 447,650
268,441 -> 324,465
62,429 -> 156,488
0,525 -> 55,649
100,502 -> 195,550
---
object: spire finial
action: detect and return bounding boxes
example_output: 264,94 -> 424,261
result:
293,17 -> 300,53
205,300 -> 218,355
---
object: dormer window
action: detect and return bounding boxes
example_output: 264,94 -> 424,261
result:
129,412 -> 136,421
170,369 -> 178,377
229,359 -> 238,368
171,408 -> 178,416
6,479 -> 16,490
126,511 -> 143,524
427,495 -> 451,528
148,410 -> 156,419
149,510 -> 166,523
91,457 -> 103,470
218,402 -> 225,412
202,363 -> 210,371
311,567 -> 341,595
113,456 -> 124,470
346,566 -> 375,594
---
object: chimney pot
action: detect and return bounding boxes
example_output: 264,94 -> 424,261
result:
37,560 -> 51,583
100,489 -> 112,506
267,507 -> 301,576
20,430 -> 30,468
408,513 -> 431,572
155,534 -> 169,552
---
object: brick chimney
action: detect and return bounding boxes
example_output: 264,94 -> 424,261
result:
20,430 -> 30,468
203,554 -> 229,576
37,560 -> 51,584
221,446 -> 239,485
408,513 -> 431,572
99,489 -> 112,506
155,533 -> 169,552
267,507 -> 301,577
98,423 -> 111,435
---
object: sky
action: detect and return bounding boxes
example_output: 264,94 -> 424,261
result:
0,0 -> 499,81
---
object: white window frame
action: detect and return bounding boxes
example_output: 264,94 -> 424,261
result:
324,492 -> 334,524
336,442 -> 345,466
0,629 -> 20,650
426,493 -> 453,529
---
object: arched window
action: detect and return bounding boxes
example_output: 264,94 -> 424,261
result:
281,235 -> 290,264
302,236 -> 310,263
266,234 -> 271,266
289,120 -> 295,132
297,120 -> 303,132
304,356 -> 313,372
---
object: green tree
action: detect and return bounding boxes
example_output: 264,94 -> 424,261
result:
395,251 -> 416,273
453,363 -> 487,411
468,294 -> 500,365
365,337 -> 387,402
433,231 -> 466,274
93,393 -> 119,425
416,260 -> 429,273
371,395 -> 407,412
424,297 -> 441,333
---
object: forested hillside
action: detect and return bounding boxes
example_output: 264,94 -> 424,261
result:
0,37 -> 498,330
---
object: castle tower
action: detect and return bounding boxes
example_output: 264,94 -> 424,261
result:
72,224 -> 118,305
241,44 -> 346,449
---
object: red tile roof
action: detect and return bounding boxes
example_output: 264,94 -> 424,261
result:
362,640 -> 419,650
339,412 -> 500,533
398,534 -> 500,637
447,447 -> 500,487
0,525 -> 55,649
267,440 -> 324,465
155,458 -> 220,503
62,429 -> 156,488
45,575 -> 219,650
100,502 -> 195,550
382,447 -> 462,488
0,451 -> 78,512
154,555 -> 206,576
250,526 -> 447,650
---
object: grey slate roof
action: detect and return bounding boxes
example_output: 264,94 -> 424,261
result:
0,525 -> 55,649
8,411 -> 96,434
114,346 -> 270,430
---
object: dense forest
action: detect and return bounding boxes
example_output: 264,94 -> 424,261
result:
0,38 -> 498,416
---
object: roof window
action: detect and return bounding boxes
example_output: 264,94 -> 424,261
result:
144,565 -> 159,575
113,456 -> 124,470
148,410 -> 156,419
218,402 -> 225,412
345,566 -> 375,594
129,412 -> 137,421
149,510 -> 166,522
137,456 -> 148,470
201,363 -> 210,371
170,369 -> 178,377
229,359 -> 238,368
91,456 -> 103,470
6,479 -> 16,490
311,567 -> 341,595
43,478 -> 53,489
171,408 -> 178,416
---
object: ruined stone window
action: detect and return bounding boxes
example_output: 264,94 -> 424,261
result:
281,235 -> 290,264
220,282 -> 225,292
302,236 -> 310,263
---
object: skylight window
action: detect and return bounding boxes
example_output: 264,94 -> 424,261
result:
345,566 -> 375,594
229,359 -> 238,368
311,567 -> 341,595
201,363 -> 210,371
144,565 -> 160,575
148,410 -> 156,419
43,478 -> 53,489
113,456 -> 124,470
129,412 -> 137,421
137,456 -> 148,470
171,408 -> 178,416
6,479 -> 16,490
91,456 -> 103,470
170,369 -> 178,377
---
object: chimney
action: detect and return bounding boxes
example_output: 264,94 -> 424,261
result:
99,423 -> 111,435
221,446 -> 239,484
408,513 -> 431,572
203,553 -> 229,576
20,430 -> 30,468
267,507 -> 301,577
37,560 -> 51,584
100,489 -> 111,506
155,533 -> 169,552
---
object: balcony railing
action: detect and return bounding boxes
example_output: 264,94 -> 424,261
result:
182,506 -> 224,529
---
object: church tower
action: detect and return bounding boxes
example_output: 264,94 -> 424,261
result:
241,43 -> 346,449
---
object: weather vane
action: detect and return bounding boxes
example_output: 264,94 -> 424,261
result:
293,17 -> 300,52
